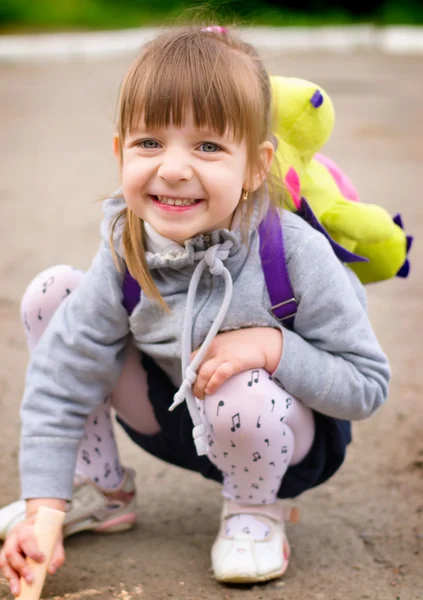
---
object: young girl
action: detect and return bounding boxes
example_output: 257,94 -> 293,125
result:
0,25 -> 390,591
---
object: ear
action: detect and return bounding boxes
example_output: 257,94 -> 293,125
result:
245,141 -> 275,192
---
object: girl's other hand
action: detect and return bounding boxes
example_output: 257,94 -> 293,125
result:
0,499 -> 66,597
192,327 -> 283,400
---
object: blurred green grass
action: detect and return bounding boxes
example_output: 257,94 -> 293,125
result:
0,0 -> 422,33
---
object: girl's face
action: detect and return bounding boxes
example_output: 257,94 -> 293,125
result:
116,113 -> 260,243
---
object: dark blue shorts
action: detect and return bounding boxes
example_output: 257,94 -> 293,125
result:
117,354 -> 352,499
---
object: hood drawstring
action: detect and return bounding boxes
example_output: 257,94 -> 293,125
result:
169,240 -> 234,455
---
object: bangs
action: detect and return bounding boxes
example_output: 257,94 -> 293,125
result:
118,31 -> 266,145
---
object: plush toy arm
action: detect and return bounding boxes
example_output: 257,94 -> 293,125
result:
321,202 -> 395,244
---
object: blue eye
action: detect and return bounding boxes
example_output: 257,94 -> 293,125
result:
199,142 -> 220,153
138,139 -> 160,149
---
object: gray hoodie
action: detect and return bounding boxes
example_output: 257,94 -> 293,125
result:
20,195 -> 390,500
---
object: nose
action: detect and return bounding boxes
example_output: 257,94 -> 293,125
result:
157,147 -> 193,183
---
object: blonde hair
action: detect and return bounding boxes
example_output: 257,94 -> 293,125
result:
110,25 -> 282,309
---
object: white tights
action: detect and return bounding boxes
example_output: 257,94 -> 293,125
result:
21,265 -> 315,509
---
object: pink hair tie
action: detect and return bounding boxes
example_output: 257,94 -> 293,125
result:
201,26 -> 228,34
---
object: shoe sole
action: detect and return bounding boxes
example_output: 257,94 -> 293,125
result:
64,512 -> 137,537
94,513 -> 137,533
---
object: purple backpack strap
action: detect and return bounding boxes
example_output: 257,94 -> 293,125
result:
122,269 -> 141,315
122,208 -> 297,325
258,208 -> 297,326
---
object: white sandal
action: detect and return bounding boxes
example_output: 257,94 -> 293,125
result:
211,499 -> 299,584
0,468 -> 137,541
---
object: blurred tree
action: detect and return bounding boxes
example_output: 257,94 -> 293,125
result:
262,0 -> 384,16
1,0 -> 422,29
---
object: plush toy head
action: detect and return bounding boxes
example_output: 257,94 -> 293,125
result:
269,76 -> 338,213
270,76 -> 334,164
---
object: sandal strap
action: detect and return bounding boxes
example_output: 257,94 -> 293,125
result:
223,500 -> 299,523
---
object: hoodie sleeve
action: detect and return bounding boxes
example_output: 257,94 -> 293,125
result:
271,231 -> 391,421
19,241 -> 130,500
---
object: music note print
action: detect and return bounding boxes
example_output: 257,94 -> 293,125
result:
248,370 -> 260,387
281,446 -> 288,454
230,440 -> 236,448
42,276 -> 54,294
252,451 -> 261,462
286,397 -> 292,409
256,416 -> 261,428
216,400 -> 224,416
231,413 -> 241,432
265,439 -> 270,447
271,399 -> 275,412
23,313 -> 30,332
223,452 -> 228,458
251,483 -> 259,489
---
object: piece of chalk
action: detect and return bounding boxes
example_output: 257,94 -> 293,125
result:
16,506 -> 65,600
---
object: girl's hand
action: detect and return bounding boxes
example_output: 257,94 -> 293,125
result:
0,500 -> 66,597
192,327 -> 283,400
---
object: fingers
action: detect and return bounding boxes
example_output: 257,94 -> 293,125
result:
0,534 -> 35,595
205,361 -> 240,396
19,530 -> 45,564
0,523 -> 47,597
194,359 -> 239,399
1,560 -> 21,596
193,357 -> 220,399
48,540 -> 65,575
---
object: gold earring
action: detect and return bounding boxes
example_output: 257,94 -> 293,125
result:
242,189 -> 249,202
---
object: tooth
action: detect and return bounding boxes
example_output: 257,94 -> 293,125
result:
155,196 -> 198,205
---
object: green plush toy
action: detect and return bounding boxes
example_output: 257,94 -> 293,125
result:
269,76 -> 412,283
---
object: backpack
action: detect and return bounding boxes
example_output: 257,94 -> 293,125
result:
122,199 -> 370,327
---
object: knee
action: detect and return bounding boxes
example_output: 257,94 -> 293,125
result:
203,368 -> 269,441
203,368 -> 314,450
20,265 -> 84,350
20,265 -> 84,316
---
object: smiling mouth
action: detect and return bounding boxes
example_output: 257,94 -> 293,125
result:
151,195 -> 203,207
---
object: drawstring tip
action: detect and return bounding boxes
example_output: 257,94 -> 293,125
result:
169,394 -> 184,412
193,423 -> 208,456
194,436 -> 208,456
